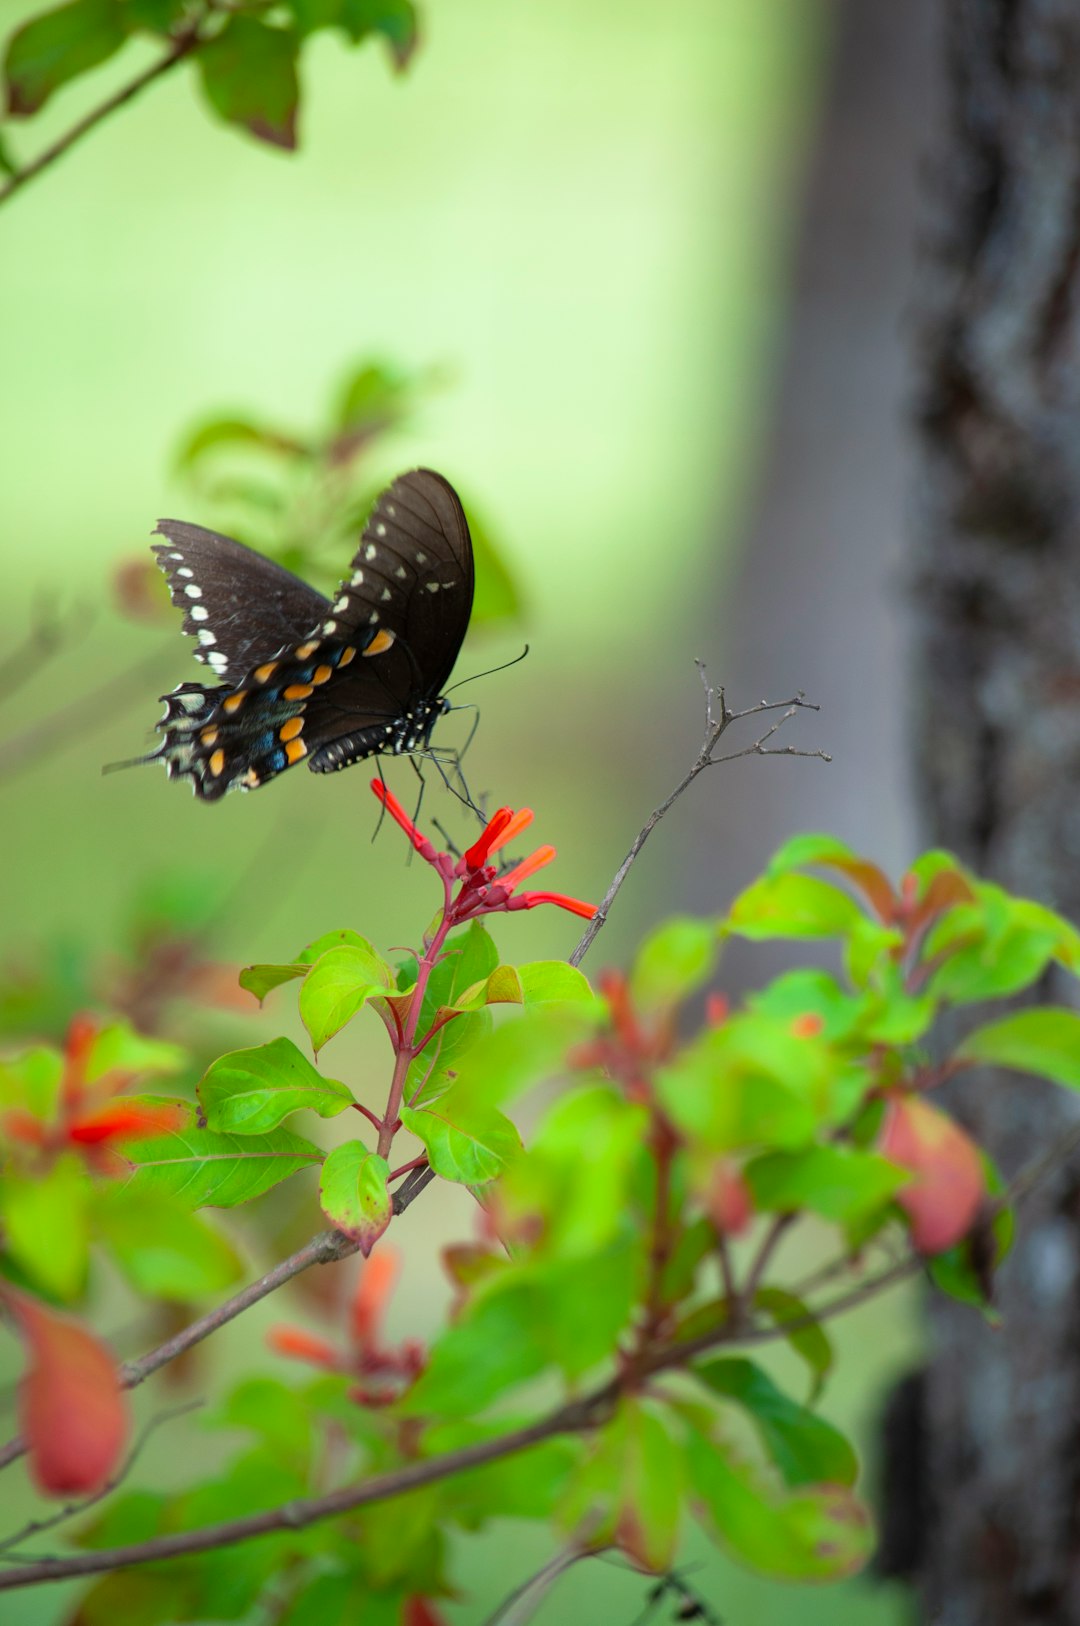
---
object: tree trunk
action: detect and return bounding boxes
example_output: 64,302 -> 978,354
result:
915,3 -> 1080,1620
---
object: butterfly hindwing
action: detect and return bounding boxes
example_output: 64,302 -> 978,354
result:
146,470 -> 474,800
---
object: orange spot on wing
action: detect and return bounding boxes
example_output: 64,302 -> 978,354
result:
209,749 -> 226,777
254,663 -> 278,684
222,693 -> 246,715
279,716 -> 304,742
363,628 -> 396,658
284,683 -> 313,701
312,664 -> 333,685
338,646 -> 357,667
285,738 -> 308,765
295,642 -> 319,660
200,727 -> 219,746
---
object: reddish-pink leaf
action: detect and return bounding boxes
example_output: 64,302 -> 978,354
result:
880,1094 -> 984,1254
7,1291 -> 127,1495
706,1158 -> 753,1236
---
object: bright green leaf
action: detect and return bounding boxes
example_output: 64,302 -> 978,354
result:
0,1154 -> 89,1299
87,1020 -> 185,1083
299,943 -> 391,1052
197,16 -> 300,150
0,1044 -> 62,1117
318,1141 -> 391,1254
400,1096 -> 520,1185
518,960 -> 596,1006
5,0 -> 128,116
121,1114 -> 321,1207
725,872 -> 865,942
745,1144 -> 908,1223
956,1007 -> 1080,1091
560,1398 -> 684,1571
630,917 -> 716,1012
199,1037 -> 353,1132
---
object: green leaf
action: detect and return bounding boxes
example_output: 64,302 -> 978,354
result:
241,929 -> 382,1004
925,887 -> 1074,1004
560,1398 -> 684,1570
400,1096 -> 520,1185
449,1005 -> 601,1110
766,833 -> 896,919
197,16 -> 300,150
0,131 -> 15,178
0,1154 -> 89,1299
199,1036 -> 353,1133
87,1020 -> 185,1083
753,1287 -> 834,1403
0,1044 -> 62,1117
682,1404 -> 872,1580
278,1571 -> 404,1626
404,1239 -> 639,1417
299,943 -> 392,1052
426,1423 -> 580,1526
745,1144 -> 908,1224
125,0 -> 190,33
630,917 -> 717,1012
122,1114 -> 321,1207
955,1007 -> 1080,1091
453,964 -> 523,1012
337,0 -> 417,65
467,506 -> 523,628
175,415 -> 304,472
214,1377 -> 313,1471
239,962 -> 307,1002
518,960 -> 595,1006
318,1142 -> 391,1253
401,922 -> 499,1100
5,0 -> 128,116
725,872 -> 865,942
695,1357 -> 857,1487
93,1186 -> 242,1299
656,1018 -> 827,1154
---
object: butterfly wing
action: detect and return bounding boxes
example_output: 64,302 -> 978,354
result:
148,471 -> 474,800
152,521 -> 331,683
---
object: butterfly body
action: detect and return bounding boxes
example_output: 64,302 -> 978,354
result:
144,469 -> 473,801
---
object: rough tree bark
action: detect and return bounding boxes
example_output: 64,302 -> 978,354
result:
914,3 -> 1080,1621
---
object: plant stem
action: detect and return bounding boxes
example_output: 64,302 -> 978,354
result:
376,874 -> 453,1158
0,26 -> 204,212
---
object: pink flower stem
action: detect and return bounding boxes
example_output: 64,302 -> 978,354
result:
377,872 -> 455,1161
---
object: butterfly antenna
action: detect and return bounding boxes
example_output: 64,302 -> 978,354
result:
443,644 -> 529,698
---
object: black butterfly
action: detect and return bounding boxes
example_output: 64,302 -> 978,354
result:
141,468 -> 474,801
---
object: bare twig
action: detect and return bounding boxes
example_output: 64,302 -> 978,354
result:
0,26 -> 204,211
0,1399 -> 202,1559
570,669 -> 829,966
484,1541 -> 602,1626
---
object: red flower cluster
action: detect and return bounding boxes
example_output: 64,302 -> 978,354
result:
268,1250 -> 424,1407
2,1014 -> 185,1173
371,783 -> 597,924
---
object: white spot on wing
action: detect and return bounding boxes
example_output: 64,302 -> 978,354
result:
369,611 -> 379,624
395,565 -> 407,579
190,605 -> 208,622
375,523 -> 387,536
197,629 -> 216,646
184,584 -> 202,599
364,544 -> 377,561
381,588 -> 391,601
335,597 -> 349,613
177,566 -> 193,579
323,620 -> 337,634
415,552 -> 427,564
352,570 -> 364,586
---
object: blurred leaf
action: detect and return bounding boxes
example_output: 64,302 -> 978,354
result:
401,1096 -> 520,1185
630,917 -> 717,1012
5,0 -> 128,117
299,942 -> 393,1052
1,1154 -> 89,1299
766,833 -> 897,921
656,1018 -> 830,1154
125,0 -> 190,33
402,922 -> 498,1101
287,0 -> 345,37
694,1357 -> 857,1487
197,16 -> 300,150
681,1403 -> 873,1581
0,129 -> 17,176
0,1043 -> 62,1116
9,1291 -> 127,1496
338,0 -> 417,66
880,1093 -> 985,1256
924,887 -> 1077,1004
453,964 -> 523,1011
725,872 -> 865,942
955,1007 -> 1080,1090
427,1423 -> 580,1527
279,1571 -> 404,1626
215,1375 -> 314,1471
319,1141 -> 391,1254
927,1155 -> 1013,1315
560,1398 -> 684,1571
466,507 -> 522,628
745,1144 -> 908,1224
176,416 -> 307,471
122,1112 -> 321,1206
518,960 -> 595,1006
199,1037 -> 354,1133
87,1020 -> 185,1082
448,1005 -> 599,1110
93,1186 -> 242,1299
753,1287 -> 834,1404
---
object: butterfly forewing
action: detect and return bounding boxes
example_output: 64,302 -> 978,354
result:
153,521 -> 331,683
145,470 -> 474,799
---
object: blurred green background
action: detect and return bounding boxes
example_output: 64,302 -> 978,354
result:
0,0 -> 926,1620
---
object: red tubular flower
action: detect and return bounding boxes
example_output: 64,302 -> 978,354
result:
499,845 -> 556,891
462,806 -> 515,870
509,891 -> 598,920
67,1102 -> 188,1146
266,1326 -> 342,1369
370,780 -> 439,861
